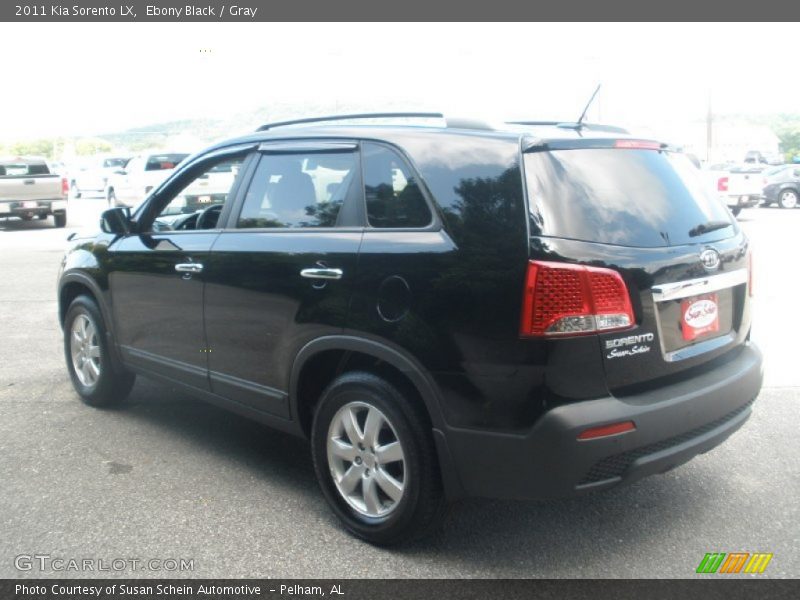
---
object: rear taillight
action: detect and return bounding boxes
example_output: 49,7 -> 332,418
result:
61,177 -> 69,196
717,177 -> 729,192
520,260 -> 635,337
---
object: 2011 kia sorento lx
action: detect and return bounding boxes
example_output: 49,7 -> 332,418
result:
58,113 -> 763,545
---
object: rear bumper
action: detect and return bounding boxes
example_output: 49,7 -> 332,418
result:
443,342 -> 763,500
722,194 -> 760,209
0,199 -> 66,216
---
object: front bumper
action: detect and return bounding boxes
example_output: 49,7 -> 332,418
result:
443,342 -> 763,500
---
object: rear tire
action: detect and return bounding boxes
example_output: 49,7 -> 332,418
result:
779,189 -> 798,209
64,295 -> 135,407
107,187 -> 116,206
54,213 -> 67,228
311,371 -> 446,545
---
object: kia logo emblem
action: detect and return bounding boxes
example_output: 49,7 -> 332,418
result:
700,248 -> 721,271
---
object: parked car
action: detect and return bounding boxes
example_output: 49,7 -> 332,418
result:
761,165 -> 800,208
69,155 -> 130,198
1,156 -> 68,227
703,163 -> 763,216
57,114 -> 762,545
48,160 -> 69,176
105,151 -> 189,208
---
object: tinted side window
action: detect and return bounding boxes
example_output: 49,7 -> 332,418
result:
362,143 -> 432,228
238,151 -> 357,229
150,157 -> 244,231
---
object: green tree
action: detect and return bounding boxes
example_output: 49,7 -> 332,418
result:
9,138 -> 57,158
75,138 -> 113,156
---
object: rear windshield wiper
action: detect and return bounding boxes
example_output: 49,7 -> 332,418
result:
688,220 -> 732,237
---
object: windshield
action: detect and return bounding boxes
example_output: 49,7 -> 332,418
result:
524,148 -> 736,247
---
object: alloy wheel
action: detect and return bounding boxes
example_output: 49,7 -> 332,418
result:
327,401 -> 406,518
70,314 -> 101,387
780,190 -> 798,209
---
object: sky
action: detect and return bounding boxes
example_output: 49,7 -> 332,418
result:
0,22 -> 796,142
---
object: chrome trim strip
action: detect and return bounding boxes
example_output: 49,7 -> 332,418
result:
258,141 -> 358,153
651,268 -> 748,302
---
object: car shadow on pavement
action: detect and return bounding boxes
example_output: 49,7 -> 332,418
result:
120,379 -> 317,493
111,377 -> 726,571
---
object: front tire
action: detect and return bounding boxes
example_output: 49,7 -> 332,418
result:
107,187 -> 116,206
311,371 -> 446,545
64,295 -> 135,407
731,206 -> 742,217
779,189 -> 798,209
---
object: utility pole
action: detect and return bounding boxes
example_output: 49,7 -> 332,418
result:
706,88 -> 713,163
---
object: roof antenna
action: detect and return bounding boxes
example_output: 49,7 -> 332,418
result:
576,83 -> 602,128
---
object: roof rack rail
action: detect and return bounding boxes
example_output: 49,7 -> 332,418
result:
256,112 -> 445,132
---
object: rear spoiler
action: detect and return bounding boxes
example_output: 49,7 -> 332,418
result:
522,137 -> 677,153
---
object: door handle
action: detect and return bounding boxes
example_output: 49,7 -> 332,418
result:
300,267 -> 343,280
175,263 -> 204,274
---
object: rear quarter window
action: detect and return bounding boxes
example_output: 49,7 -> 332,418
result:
524,148 -> 736,247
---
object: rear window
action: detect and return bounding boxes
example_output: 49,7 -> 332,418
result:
524,148 -> 736,247
103,158 -> 128,169
145,154 -> 188,171
0,162 -> 50,176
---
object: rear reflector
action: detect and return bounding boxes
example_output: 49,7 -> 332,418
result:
717,176 -> 729,192
577,421 -> 636,440
614,139 -> 662,150
520,261 -> 635,337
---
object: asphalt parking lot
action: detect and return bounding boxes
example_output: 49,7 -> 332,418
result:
0,197 -> 798,578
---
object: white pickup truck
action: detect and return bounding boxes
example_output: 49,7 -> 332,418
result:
704,164 -> 763,216
0,157 -> 68,227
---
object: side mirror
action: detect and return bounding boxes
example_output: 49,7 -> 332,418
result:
100,207 -> 133,235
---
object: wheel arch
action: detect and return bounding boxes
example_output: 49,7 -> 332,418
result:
289,335 -> 464,499
58,273 -> 125,372
290,336 -> 445,430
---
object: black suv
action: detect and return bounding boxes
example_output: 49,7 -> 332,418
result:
58,113 -> 763,545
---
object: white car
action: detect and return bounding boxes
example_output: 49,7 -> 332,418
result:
69,155 -> 130,198
106,151 -> 190,208
703,163 -> 763,216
